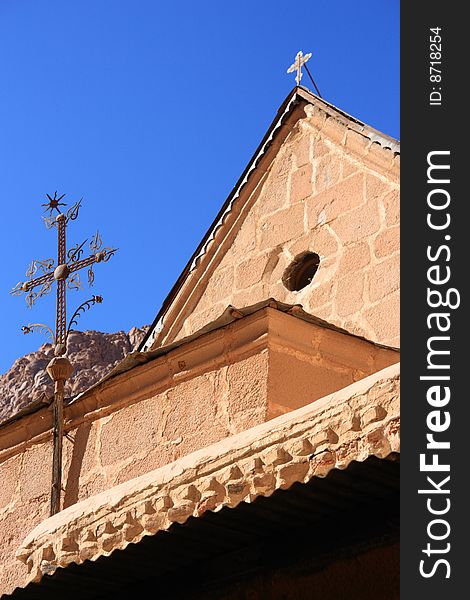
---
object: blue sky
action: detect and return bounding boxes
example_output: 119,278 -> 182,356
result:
0,0 -> 399,373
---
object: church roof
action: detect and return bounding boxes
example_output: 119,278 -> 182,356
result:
139,86 -> 400,352
76,298 -> 398,402
0,298 -> 398,437
10,454 -> 399,598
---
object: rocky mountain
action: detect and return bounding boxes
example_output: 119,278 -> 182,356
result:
0,326 -> 148,424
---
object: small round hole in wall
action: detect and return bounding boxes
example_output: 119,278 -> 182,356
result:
282,252 -> 320,291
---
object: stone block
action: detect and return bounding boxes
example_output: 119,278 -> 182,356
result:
306,172 -> 364,228
207,266 -> 234,303
100,395 -> 161,467
307,281 -> 334,309
114,445 -> 177,487
291,164 -> 313,204
364,292 -> 400,343
338,242 -> 371,276
165,374 -> 222,440
309,302 -> 334,322
228,211 -> 257,260
258,171 -> 289,215
259,203 -> 305,250
310,450 -> 336,477
374,226 -> 399,258
277,461 -> 309,488
342,320 -> 369,340
269,147 -> 294,179
368,254 -> 400,302
344,129 -> 370,157
362,405 -> 387,426
187,301 -> 226,334
0,501 -> 46,593
227,353 -> 269,433
321,116 -> 347,145
19,444 -> 52,501
292,134 -> 310,167
263,446 -> 292,467
235,253 -> 269,290
382,189 -> 400,226
304,104 -> 327,130
285,230 -> 323,261
0,454 -> 21,509
367,143 -> 395,174
341,156 -> 359,178
331,199 -> 381,244
252,472 -> 276,493
315,153 -> 341,193
312,138 -> 329,159
232,282 -> 265,309
267,250 -> 289,284
366,173 -> 390,201
336,272 -> 365,317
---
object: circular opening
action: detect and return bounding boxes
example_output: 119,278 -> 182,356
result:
282,252 -> 320,291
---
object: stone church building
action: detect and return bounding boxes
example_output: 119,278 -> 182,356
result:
0,86 -> 400,598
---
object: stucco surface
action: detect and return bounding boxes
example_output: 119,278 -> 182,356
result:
16,363 -> 400,588
0,309 -> 398,595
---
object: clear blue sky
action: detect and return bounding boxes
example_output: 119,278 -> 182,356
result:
0,0 -> 399,373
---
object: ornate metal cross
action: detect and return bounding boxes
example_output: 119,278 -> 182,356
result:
10,192 -> 117,515
287,50 -> 312,86
11,193 -> 116,353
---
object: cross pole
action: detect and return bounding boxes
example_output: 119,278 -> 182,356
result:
11,192 -> 117,515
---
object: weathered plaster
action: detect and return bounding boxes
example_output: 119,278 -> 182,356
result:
17,362 -> 400,586
0,307 -> 398,595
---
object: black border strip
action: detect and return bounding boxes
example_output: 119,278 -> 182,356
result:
401,3 -> 467,595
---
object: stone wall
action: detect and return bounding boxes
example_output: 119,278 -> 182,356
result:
0,349 -> 271,593
172,105 -> 399,347
16,363 -> 400,589
0,313 -> 398,594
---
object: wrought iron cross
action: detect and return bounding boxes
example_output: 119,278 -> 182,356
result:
10,192 -> 117,515
11,192 -> 117,353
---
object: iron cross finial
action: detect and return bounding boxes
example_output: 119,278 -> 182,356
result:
287,50 -> 312,86
10,193 -> 117,516
10,194 -> 117,356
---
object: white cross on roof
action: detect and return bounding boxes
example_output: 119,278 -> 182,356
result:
287,50 -> 312,86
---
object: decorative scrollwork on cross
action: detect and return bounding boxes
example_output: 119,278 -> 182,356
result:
66,272 -> 82,291
21,323 -> 56,345
90,230 -> 102,253
65,199 -> 82,224
67,240 -> 87,264
11,193 -> 117,355
87,231 -> 117,286
66,295 -> 103,339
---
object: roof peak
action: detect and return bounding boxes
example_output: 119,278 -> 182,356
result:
140,86 -> 399,352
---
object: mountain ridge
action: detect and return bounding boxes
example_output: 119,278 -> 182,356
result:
0,326 -> 148,424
